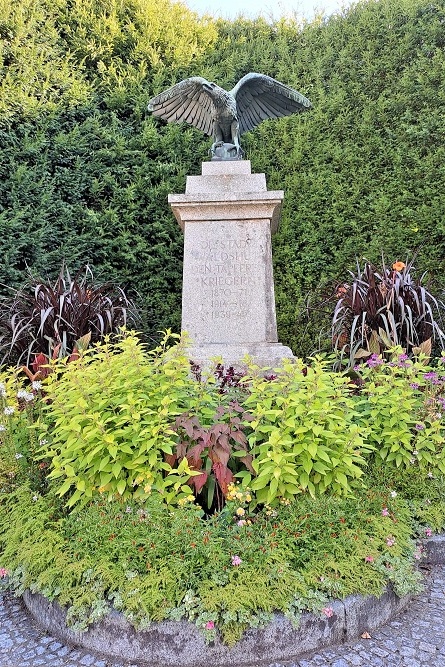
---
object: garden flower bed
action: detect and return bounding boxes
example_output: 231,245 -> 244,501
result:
1,331 -> 445,660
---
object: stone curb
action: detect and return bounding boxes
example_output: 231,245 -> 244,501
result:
22,535 -> 445,667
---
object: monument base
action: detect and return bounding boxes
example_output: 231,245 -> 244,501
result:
187,342 -> 294,372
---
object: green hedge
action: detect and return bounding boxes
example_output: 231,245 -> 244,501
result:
1,0 -> 444,354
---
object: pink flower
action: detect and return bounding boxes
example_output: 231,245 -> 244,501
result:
381,507 -> 389,516
231,555 -> 242,566
425,528 -> 433,537
205,621 -> 215,630
365,555 -> 374,563
386,536 -> 396,547
322,607 -> 334,618
0,568 -> 8,578
237,520 -> 246,527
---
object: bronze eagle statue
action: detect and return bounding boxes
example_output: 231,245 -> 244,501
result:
147,73 -> 312,159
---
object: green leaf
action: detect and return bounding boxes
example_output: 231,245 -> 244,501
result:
299,471 -> 309,488
112,462 -> 122,478
335,472 -> 348,488
116,479 -> 126,495
58,480 -> 74,496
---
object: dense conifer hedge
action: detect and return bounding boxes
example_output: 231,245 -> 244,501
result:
1,0 -> 444,354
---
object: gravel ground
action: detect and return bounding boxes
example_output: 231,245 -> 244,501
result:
1,565 -> 444,667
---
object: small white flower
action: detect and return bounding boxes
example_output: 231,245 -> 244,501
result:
428,472 -> 434,479
0,424 -> 6,432
390,490 -> 397,498
0,389 -> 6,398
17,389 -> 34,401
15,453 -> 23,459
413,450 -> 418,456
39,439 -> 48,446
32,495 -> 39,502
3,406 -> 15,415
31,381 -> 42,391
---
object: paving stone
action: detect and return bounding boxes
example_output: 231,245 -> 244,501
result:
49,641 -> 64,651
79,656 -> 96,666
40,636 -> 53,645
0,639 -> 13,651
418,642 -> 438,653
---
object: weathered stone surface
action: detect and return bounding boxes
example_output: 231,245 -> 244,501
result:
22,593 -> 345,667
182,218 -> 277,344
168,192 -> 283,231
343,587 -> 412,640
169,160 -> 292,369
423,535 -> 445,564
201,161 -> 253,176
186,342 -> 294,371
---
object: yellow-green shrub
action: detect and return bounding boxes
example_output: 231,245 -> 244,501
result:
241,357 -> 371,503
38,332 -> 209,506
354,351 -> 445,470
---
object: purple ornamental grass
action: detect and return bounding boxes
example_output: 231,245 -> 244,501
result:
0,264 -> 138,367
332,257 -> 445,366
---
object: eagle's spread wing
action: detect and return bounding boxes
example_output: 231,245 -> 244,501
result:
147,77 -> 216,137
231,73 -> 312,136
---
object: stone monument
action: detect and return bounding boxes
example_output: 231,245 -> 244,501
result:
168,160 -> 294,368
149,71 -> 312,368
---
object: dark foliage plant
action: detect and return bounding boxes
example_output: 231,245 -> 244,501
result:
332,258 -> 445,365
169,402 -> 255,513
0,265 -> 138,367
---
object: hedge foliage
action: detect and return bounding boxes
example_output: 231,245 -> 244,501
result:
1,0 -> 444,355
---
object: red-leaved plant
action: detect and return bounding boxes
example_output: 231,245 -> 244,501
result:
169,402 -> 254,513
20,332 -> 91,383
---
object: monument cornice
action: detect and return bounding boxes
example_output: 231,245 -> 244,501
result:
168,192 -> 284,233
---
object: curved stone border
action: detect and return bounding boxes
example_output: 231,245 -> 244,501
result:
22,535 -> 445,667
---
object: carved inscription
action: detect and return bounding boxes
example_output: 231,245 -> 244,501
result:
191,237 -> 258,320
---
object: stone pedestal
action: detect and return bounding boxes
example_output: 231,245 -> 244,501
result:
168,161 -> 293,369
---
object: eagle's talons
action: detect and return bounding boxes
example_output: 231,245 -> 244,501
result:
234,144 -> 244,158
210,142 -> 243,161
